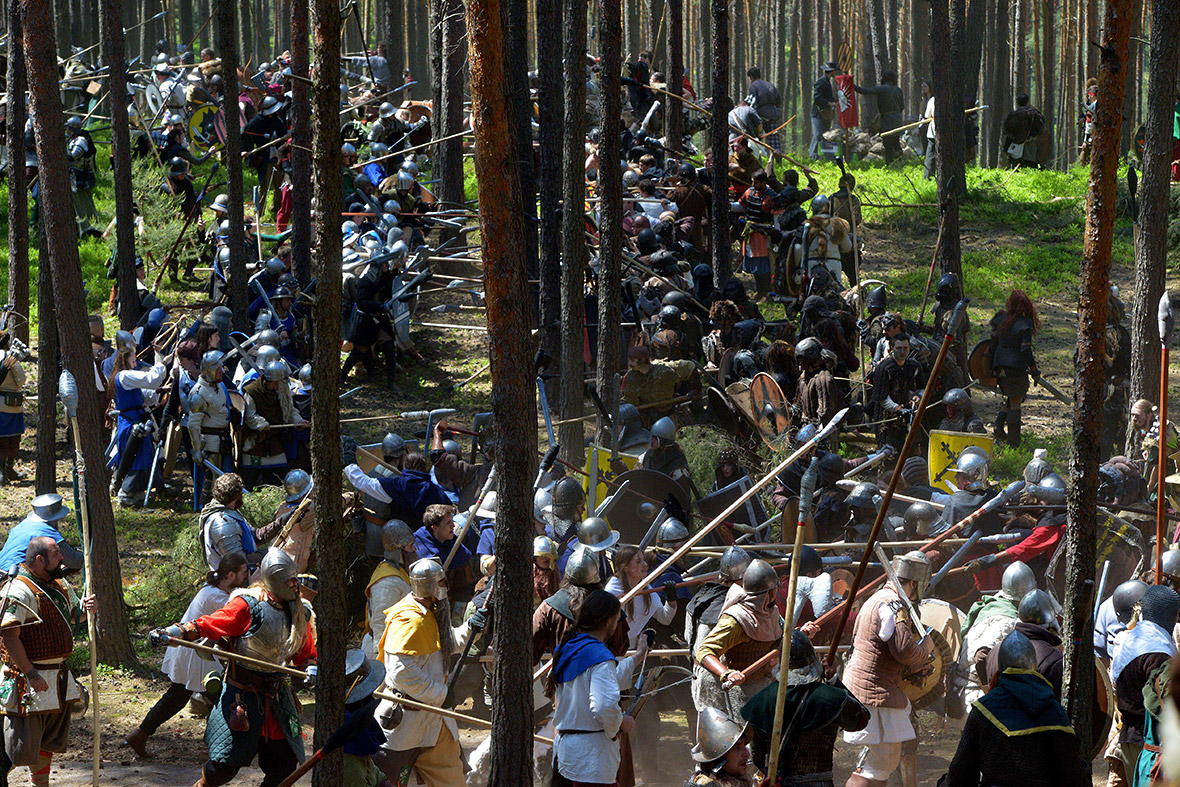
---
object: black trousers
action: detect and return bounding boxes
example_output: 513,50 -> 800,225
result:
203,737 -> 298,787
140,682 -> 192,736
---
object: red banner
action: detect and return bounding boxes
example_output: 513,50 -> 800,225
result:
833,74 -> 859,129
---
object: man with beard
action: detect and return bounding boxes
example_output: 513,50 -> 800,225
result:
0,538 -> 96,786
532,536 -> 561,607
373,558 -> 487,787
687,547 -> 752,709
841,551 -> 935,787
868,333 -> 925,451
362,520 -> 417,659
149,548 -> 316,787
198,473 -> 274,572
695,559 -> 784,771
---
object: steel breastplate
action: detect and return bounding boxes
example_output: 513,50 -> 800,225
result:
234,593 -> 299,668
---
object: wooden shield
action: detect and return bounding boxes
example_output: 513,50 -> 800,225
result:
967,338 -> 997,387
213,107 -> 227,146
188,103 -> 219,153
909,599 -> 964,709
749,372 -> 791,446
708,386 -> 741,435
1092,659 -> 1114,759
900,625 -> 950,706
928,430 -> 995,489
142,82 -> 164,119
601,469 -> 692,546
696,476 -> 769,534
581,445 -> 639,507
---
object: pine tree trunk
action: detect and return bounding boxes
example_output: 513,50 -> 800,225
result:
909,0 -> 927,118
987,0 -> 1011,167
103,0 -> 138,330
218,0 -> 248,331
666,0 -> 683,148
24,0 -> 139,667
828,0 -> 842,59
961,0 -> 987,100
6,0 -> 28,346
505,0 -> 537,282
437,0 -> 466,226
536,0 -> 563,394
290,0 -> 313,283
651,0 -> 665,66
1014,0 -> 1026,95
931,0 -> 964,279
1061,0 -> 1132,742
466,0 -> 537,778
428,0 -> 443,144
711,0 -> 731,286
1127,0 -> 1180,421
309,0 -> 345,777
597,0 -> 623,447
1040,0 -> 1054,140
557,0 -> 586,466
800,0 -> 813,147
53,0 -> 69,55
627,0 -> 641,58
385,0 -> 404,80
35,229 -> 57,495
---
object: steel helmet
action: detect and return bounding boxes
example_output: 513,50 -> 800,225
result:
217,219 -> 232,238
995,630 -> 1038,672
396,171 -> 414,191
677,162 -> 696,181
200,350 -> 225,379
354,173 -> 372,191
551,477 -> 585,520
341,142 -> 357,157
1001,560 -> 1037,599
903,501 -> 939,538
564,545 -> 602,586
1112,579 -> 1148,625
257,329 -> 281,348
655,518 -> 690,548
408,557 -> 447,600
790,544 -> 823,576
845,482 -> 879,510
441,439 -> 462,458
941,388 -> 969,409
255,345 -> 282,369
265,257 -> 286,278
810,194 -> 830,215
297,364 -> 312,388
892,551 -> 933,590
65,115 -> 82,133
283,469 -> 313,502
1017,589 -> 1059,632
1038,473 -> 1067,490
533,535 -> 558,562
1161,548 -> 1180,582
263,361 -> 290,382
659,304 -> 683,326
153,61 -> 170,75
210,193 -> 231,214
381,432 -> 407,459
369,142 -> 389,158
795,337 -> 823,363
400,160 -> 420,177
651,417 -> 677,441
742,559 -> 779,595
169,157 -> 189,176
1022,448 -> 1054,485
865,285 -> 888,312
378,101 -> 397,119
691,707 -> 747,764
259,95 -> 282,115
935,272 -> 960,301
367,120 -> 385,141
534,488 -> 554,520
260,548 -> 299,601
577,517 -> 619,552
381,519 -> 415,559
794,423 -> 819,448
114,329 -> 137,353
719,546 -> 751,583
951,450 -> 990,491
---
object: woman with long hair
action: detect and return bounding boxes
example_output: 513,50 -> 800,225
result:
605,544 -> 677,648
989,290 -> 1041,446
548,590 -> 646,787
107,343 -> 169,507
123,552 -> 251,758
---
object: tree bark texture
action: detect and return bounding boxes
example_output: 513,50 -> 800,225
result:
1127,0 -> 1180,418
466,0 -> 538,780
102,0 -> 139,330
385,0 -> 405,76
710,0 -> 731,287
557,0 -> 587,466
1061,0 -> 1132,746
217,0 -> 248,332
666,0 -> 683,149
290,0 -> 313,283
931,0 -> 964,280
986,0 -> 1011,168
309,0 -> 345,779
597,0 -> 623,447
536,0 -> 563,391
504,0 -> 538,282
35,229 -> 57,496
428,0 -> 443,142
800,0 -> 813,149
6,0 -> 28,345
437,0 -> 466,221
23,0 -> 139,667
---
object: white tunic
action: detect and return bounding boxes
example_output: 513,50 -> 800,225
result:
552,655 -> 638,784
161,584 -> 231,691
604,576 -> 675,647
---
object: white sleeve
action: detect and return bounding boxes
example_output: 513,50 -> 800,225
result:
877,602 -> 896,641
117,363 -> 168,390
654,599 -> 676,625
589,662 -> 623,737
346,464 -> 393,503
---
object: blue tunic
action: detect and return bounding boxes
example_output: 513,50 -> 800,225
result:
110,375 -> 154,472
0,412 -> 24,438
0,519 -> 66,575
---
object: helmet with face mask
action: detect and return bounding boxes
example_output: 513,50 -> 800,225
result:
408,557 -> 447,600
260,548 -> 299,601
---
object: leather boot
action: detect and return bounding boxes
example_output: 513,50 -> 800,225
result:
1006,410 -> 1022,447
121,727 -> 155,759
993,410 -> 1007,442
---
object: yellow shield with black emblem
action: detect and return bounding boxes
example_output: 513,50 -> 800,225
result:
582,444 -> 639,504
928,430 -> 994,491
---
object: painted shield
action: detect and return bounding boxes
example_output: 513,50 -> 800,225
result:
927,430 -> 995,490
213,107 -> 227,146
749,372 -> 791,448
707,386 -> 741,435
188,104 -> 219,153
908,599 -> 964,710
696,475 -> 769,537
967,338 -> 997,388
600,469 -> 692,546
900,621 -> 950,706
581,445 -> 639,508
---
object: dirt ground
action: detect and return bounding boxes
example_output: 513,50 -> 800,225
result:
0,218 -> 1127,785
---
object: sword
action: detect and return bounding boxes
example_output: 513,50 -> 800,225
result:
143,438 -> 165,506
537,377 -> 556,448
872,543 -> 925,638
1032,373 -> 1071,405
843,447 -> 892,479
926,531 -> 982,593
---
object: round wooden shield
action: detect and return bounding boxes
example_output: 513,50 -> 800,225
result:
602,468 -> 693,546
188,103 -> 219,153
967,338 -> 997,388
708,386 -> 740,435
401,101 -> 433,147
749,372 -> 791,446
901,626 -> 951,706
142,82 -> 164,120
1092,659 -> 1114,759
213,107 -> 227,146
908,599 -> 963,709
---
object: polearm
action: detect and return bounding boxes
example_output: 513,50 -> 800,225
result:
823,300 -> 967,670
880,105 -> 989,138
154,636 -> 554,743
151,161 -> 223,294
443,465 -> 497,570
766,457 -> 820,780
58,372 -> 100,787
1158,292 -> 1173,583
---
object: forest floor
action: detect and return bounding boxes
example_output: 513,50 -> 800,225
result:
0,152 -> 1158,785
